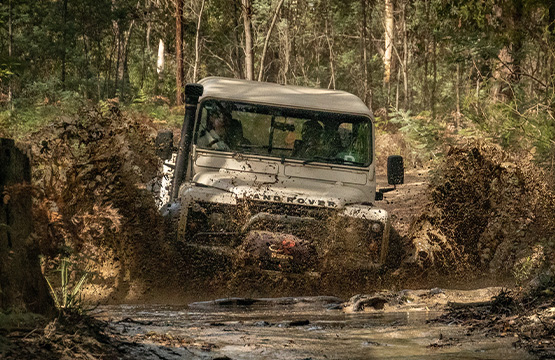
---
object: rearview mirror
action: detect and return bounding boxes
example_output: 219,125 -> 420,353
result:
387,155 -> 404,185
155,130 -> 173,160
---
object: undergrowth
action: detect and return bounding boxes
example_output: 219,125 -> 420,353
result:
44,258 -> 90,313
0,96 -> 183,140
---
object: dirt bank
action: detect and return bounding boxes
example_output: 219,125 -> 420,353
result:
436,288 -> 555,359
0,313 -> 121,359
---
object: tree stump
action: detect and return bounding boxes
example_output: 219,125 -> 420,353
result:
0,138 -> 52,314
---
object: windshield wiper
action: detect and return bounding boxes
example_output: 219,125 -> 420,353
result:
302,156 -> 365,166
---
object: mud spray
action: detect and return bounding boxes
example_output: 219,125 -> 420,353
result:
23,107 -> 555,302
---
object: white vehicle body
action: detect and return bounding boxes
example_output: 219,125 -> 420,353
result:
163,77 -> 395,271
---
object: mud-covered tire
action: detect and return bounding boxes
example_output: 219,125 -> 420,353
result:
161,201 -> 183,243
384,226 -> 405,270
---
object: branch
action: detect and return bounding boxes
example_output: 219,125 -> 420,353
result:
204,45 -> 235,74
193,0 -> 206,82
495,55 -> 548,89
257,0 -> 285,82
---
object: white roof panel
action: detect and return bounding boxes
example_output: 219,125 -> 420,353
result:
198,77 -> 373,117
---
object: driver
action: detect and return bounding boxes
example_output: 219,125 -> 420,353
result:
197,110 -> 231,151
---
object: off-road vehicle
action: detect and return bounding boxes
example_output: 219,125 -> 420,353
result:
156,77 -> 403,276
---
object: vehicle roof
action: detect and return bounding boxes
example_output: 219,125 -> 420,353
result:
198,77 -> 373,117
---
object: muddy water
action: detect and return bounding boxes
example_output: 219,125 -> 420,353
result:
94,297 -> 536,360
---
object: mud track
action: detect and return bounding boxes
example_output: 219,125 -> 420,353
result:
93,289 -> 535,359
84,171 -> 541,359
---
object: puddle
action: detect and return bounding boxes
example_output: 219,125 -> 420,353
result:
93,297 -> 536,359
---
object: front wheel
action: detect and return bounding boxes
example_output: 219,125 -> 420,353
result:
161,200 -> 184,242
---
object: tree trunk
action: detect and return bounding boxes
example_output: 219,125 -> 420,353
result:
82,37 -> 90,99
383,0 -> 394,86
290,2 -> 298,83
279,5 -> 291,85
360,0 -> 371,106
242,0 -> 254,81
120,23 -> 134,101
402,0 -> 409,109
423,0 -> 429,109
114,27 -> 121,98
176,0 -> 184,105
104,35 -> 116,98
8,0 -> 13,110
193,0 -> 206,82
157,39 -> 165,82
325,16 -> 336,90
61,0 -> 69,90
431,33 -> 437,118
0,139 -> 53,315
146,14 -> 151,52
455,63 -> 461,130
395,67 -> 400,109
233,1 -> 244,78
509,0 -> 524,83
258,0 -> 285,82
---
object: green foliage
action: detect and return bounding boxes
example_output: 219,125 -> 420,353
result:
44,258 -> 90,313
0,0 -> 554,170
388,108 -> 445,159
0,97 -> 81,139
462,79 -> 555,165
512,244 -> 547,285
0,58 -> 13,83
127,102 -> 184,128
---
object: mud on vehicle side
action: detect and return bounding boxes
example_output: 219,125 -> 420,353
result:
156,77 -> 403,282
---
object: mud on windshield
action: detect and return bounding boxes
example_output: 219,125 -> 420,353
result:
195,99 -> 372,167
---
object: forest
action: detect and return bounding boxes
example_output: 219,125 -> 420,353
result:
0,0 -> 554,167
1,1 -> 555,359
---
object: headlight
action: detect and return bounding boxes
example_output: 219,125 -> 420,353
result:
208,212 -> 226,230
371,222 -> 382,233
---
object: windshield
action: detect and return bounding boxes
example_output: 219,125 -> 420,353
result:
194,99 -> 372,167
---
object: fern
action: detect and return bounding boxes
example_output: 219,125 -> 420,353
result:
44,257 -> 90,313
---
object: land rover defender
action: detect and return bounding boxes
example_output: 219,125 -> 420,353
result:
157,77 -> 403,275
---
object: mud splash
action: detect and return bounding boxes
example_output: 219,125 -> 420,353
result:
404,142 -> 555,280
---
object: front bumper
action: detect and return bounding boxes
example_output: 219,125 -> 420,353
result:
173,185 -> 391,269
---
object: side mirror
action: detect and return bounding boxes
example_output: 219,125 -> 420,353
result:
155,130 -> 173,160
387,155 -> 404,185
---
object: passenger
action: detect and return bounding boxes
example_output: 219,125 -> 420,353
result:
321,125 -> 343,157
197,111 -> 231,151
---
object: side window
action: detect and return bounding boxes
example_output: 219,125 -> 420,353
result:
352,122 -> 371,163
194,107 -> 209,146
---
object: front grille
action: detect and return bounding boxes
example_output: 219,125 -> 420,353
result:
189,200 -> 332,237
185,199 -> 383,262
238,199 -> 337,220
